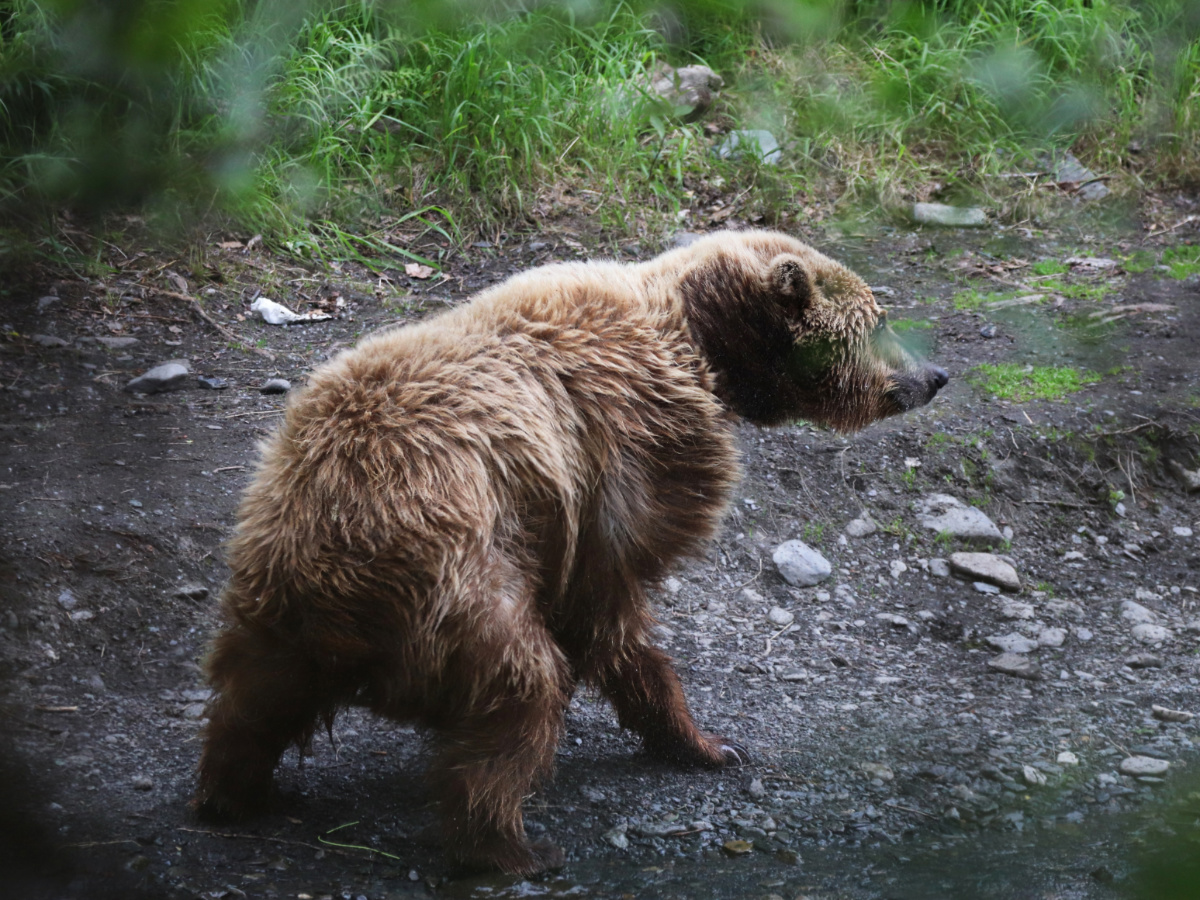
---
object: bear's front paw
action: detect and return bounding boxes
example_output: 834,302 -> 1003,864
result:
712,739 -> 751,766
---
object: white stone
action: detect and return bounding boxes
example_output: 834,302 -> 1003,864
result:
767,607 -> 795,627
915,495 -> 1004,543
875,613 -> 910,628
772,540 -> 832,587
1120,600 -> 1157,624
948,552 -> 1020,591
974,581 -> 1001,595
845,515 -> 877,537
929,558 -> 951,577
1023,765 -> 1047,786
1119,756 -> 1170,776
1037,627 -> 1067,648
889,559 -> 908,579
1132,623 -> 1170,643
1057,751 -> 1080,766
664,576 -> 683,594
987,633 -> 1039,654
1173,526 -> 1193,537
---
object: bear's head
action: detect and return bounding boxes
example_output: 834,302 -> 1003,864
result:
678,231 -> 948,431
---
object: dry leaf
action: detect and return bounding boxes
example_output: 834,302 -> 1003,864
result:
405,263 -> 436,279
218,240 -> 244,250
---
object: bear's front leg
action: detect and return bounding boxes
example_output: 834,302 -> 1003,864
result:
599,643 -> 749,767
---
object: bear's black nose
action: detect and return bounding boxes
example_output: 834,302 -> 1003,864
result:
930,366 -> 949,390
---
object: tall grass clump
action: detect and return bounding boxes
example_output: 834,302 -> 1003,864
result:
235,3 -> 710,239
1,0 -> 1198,261
712,0 -> 1200,213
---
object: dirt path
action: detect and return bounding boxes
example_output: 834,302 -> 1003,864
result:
1,218 -> 1198,899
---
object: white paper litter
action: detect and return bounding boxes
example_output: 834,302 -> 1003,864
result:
251,296 -> 333,325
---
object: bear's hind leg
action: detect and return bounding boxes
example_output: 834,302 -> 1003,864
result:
599,643 -> 749,767
430,618 -> 571,875
196,625 -> 332,821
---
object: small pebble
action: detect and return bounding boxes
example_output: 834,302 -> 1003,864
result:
767,607 -> 794,627
260,378 -> 291,394
197,376 -> 229,390
1057,751 -> 1080,766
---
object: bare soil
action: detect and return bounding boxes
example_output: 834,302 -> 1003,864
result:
2,208 -> 1199,900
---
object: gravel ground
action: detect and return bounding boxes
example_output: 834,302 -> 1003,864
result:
1,215 -> 1199,899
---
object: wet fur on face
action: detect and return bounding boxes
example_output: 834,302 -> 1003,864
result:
193,229 -> 945,876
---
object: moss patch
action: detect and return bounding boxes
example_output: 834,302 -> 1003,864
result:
968,363 -> 1100,401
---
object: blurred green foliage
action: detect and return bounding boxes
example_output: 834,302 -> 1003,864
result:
1,0 -> 1198,252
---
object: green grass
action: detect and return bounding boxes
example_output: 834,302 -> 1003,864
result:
968,363 -> 1101,401
2,1 -> 1199,256
891,318 -> 935,333
1163,244 -> 1200,279
1032,260 -> 1070,276
1039,278 -> 1116,301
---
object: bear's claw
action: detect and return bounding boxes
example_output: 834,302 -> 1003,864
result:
717,741 -> 751,766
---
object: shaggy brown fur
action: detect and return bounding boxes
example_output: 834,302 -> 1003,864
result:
195,230 -> 947,874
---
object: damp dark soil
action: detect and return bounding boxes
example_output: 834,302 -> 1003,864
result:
2,206 -> 1199,900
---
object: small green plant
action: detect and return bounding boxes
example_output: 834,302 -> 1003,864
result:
950,288 -> 994,311
901,467 -> 917,490
802,521 -> 826,544
1163,245 -> 1200,280
891,318 -> 935,333
926,432 -> 951,449
933,530 -> 954,549
1033,581 -> 1056,596
967,363 -> 1100,401
1031,260 -> 1069,276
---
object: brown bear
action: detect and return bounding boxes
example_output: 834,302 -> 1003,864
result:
194,229 -> 947,874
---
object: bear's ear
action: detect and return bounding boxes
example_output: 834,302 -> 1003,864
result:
768,254 -> 812,313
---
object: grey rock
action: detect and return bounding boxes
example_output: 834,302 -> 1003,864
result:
860,762 -> 893,782
973,581 -> 1001,595
56,589 -> 78,610
1120,600 -> 1157,624
69,609 -> 94,622
645,62 -> 723,120
173,583 -> 209,600
772,540 -> 831,587
197,376 -> 228,390
915,494 -> 1003,543
1168,460 -> 1200,492
1047,151 -> 1109,201
746,777 -> 766,799
1132,623 -> 1170,644
95,336 -> 140,349
844,515 -> 877,537
988,653 -> 1041,680
131,775 -> 154,791
948,552 -> 1020,591
671,232 -> 703,249
182,702 -> 207,719
911,203 -> 988,227
1037,627 -> 1067,648
1151,705 -> 1193,723
260,378 -> 291,394
767,607 -> 795,627
715,130 -> 781,165
986,633 -> 1039,654
1186,620 -> 1200,634
125,361 -> 190,394
1119,756 -> 1169,776
37,296 -> 59,312
929,558 -> 951,577
1125,653 -> 1162,669
603,825 -> 629,849
31,334 -> 70,348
